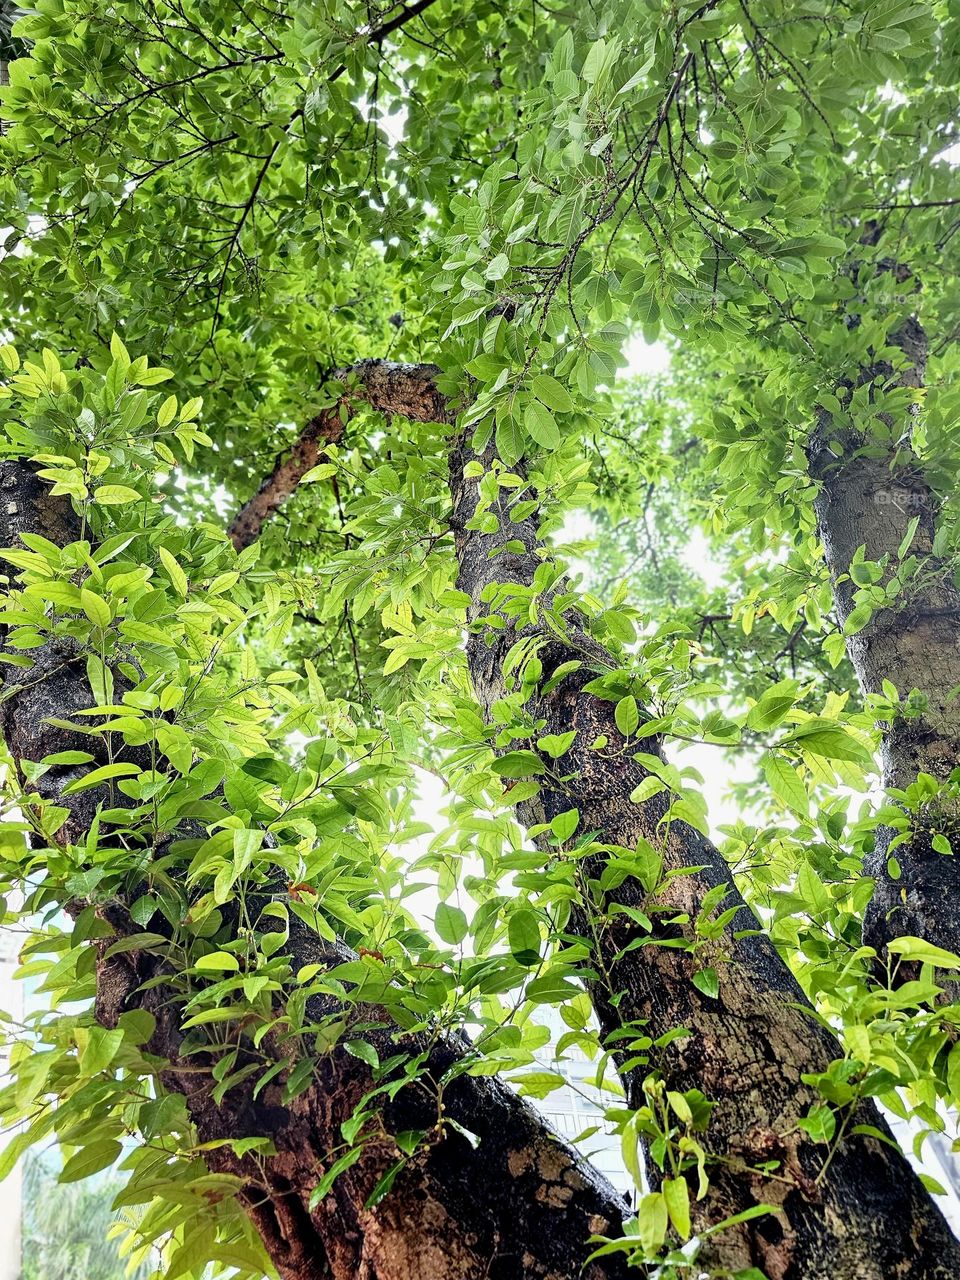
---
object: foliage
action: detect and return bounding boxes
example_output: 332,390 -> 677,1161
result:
0,1 -> 959,1277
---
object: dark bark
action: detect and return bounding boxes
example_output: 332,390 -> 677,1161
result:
0,457 -> 632,1280
449,439 -> 960,1280
808,302 -> 960,957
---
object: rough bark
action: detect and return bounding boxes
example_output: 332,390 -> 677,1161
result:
0,457 -> 632,1280
449,439 -> 960,1280
808,300 -> 960,957
228,360 -> 447,549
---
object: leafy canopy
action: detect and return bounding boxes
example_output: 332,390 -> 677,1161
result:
1,0 -> 960,1275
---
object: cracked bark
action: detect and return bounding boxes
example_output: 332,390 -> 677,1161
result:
808,300 -> 960,957
0,457 -> 632,1280
449,438 -> 960,1280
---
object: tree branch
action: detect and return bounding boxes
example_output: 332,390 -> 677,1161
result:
329,0 -> 442,82
0,453 -> 632,1280
228,359 -> 449,549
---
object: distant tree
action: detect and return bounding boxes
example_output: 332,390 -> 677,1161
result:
22,1152 -> 153,1280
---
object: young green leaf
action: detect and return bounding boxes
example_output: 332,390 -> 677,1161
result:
435,902 -> 469,945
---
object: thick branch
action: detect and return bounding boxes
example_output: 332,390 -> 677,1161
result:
808,293 -> 960,956
449,440 -> 960,1279
226,358 -> 960,1274
328,0 -> 442,82
228,360 -> 448,549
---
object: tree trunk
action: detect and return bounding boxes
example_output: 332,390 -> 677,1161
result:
450,439 -> 960,1280
0,458 -> 633,1280
808,294 -> 960,957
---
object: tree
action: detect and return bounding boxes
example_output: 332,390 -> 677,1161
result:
22,1150 -> 155,1280
1,2 -> 960,1279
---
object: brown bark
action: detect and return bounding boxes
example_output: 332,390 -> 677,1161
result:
228,360 -> 447,549
449,438 -> 960,1279
808,298 -> 960,957
0,458 -> 632,1280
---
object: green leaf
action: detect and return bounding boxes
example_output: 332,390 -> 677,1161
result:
550,808 -> 579,842
508,907 -> 541,965
158,545 -> 188,597
344,1038 -> 380,1069
491,750 -> 545,778
309,1148 -> 362,1206
93,484 -> 142,505
525,968 -> 581,1002
133,366 -> 174,386
779,721 -> 873,768
629,780 -> 665,813
60,1139 -> 123,1182
383,646 -> 412,675
86,653 -> 114,705
762,754 -> 808,816
602,609 -> 636,644
42,750 -> 95,767
486,253 -> 509,280
110,332 -> 130,366
76,1025 -> 124,1075
887,936 -> 960,969
62,762 -> 141,794
495,413 -> 523,465
195,951 -> 240,972
435,902 -> 469,945
80,588 -> 111,628
234,827 -> 264,866
946,1042 -> 960,1099
920,1173 -> 948,1197
615,695 -> 639,737
103,933 -> 168,957
364,1158 -> 406,1208
0,1126 -> 45,1184
302,463 -> 337,483
844,604 -> 873,635
746,688 -> 795,731
636,1190 -> 668,1253
537,731 -> 576,758
581,38 -> 609,86
157,393 -> 178,428
524,400 -> 561,449
798,1102 -> 836,1143
898,515 -> 921,558
662,1176 -> 691,1238
530,374 -> 574,413
691,967 -> 719,999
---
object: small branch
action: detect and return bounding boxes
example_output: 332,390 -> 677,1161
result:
328,0 -> 441,82
861,199 -> 960,211
371,0 -> 440,45
210,133 -> 285,330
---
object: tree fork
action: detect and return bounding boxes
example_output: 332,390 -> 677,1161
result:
229,360 -> 960,1276
228,361 -> 448,550
0,457 -> 633,1280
